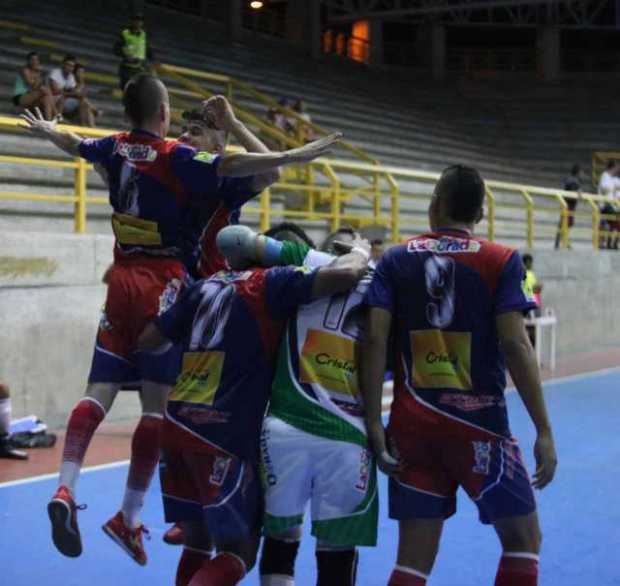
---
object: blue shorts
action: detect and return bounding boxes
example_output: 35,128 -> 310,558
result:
388,428 -> 536,525
160,419 -> 261,540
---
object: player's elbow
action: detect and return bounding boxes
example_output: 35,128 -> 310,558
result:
500,337 -> 531,361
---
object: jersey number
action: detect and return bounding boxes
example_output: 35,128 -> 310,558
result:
323,293 -> 363,339
425,256 -> 455,328
190,281 -> 235,350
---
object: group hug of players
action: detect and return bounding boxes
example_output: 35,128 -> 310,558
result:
22,72 -> 557,586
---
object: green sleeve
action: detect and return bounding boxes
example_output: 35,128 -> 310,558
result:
279,240 -> 311,267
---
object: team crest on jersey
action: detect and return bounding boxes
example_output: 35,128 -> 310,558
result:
115,142 -> 158,162
209,456 -> 231,486
158,279 -> 182,315
355,449 -> 371,492
408,237 -> 480,254
472,441 -> 492,475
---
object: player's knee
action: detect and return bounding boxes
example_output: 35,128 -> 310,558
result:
500,519 -> 542,553
259,536 -> 301,578
0,382 -> 10,399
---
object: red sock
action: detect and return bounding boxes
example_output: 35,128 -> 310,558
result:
61,398 -> 105,464
388,566 -> 427,585
126,414 -> 162,492
188,552 -> 246,586
176,547 -> 212,586
495,553 -> 539,586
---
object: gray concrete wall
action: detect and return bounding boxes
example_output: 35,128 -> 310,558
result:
521,249 -> 620,355
0,232 -> 141,427
1,231 -> 618,427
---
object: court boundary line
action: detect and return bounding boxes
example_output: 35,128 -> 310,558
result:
4,365 -> 620,490
0,459 -> 129,489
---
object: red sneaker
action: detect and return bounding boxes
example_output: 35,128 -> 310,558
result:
163,522 -> 184,545
102,511 -> 149,566
47,485 -> 85,557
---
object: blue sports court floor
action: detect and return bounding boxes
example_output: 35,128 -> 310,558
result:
2,368 -> 619,585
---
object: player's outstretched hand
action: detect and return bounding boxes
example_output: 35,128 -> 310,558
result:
532,431 -> 557,489
367,421 -> 401,477
286,132 -> 342,164
19,108 -> 59,137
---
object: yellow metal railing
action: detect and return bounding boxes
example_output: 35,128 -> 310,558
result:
1,112 -> 619,248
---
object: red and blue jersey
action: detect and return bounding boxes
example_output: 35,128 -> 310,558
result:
155,266 -> 316,461
365,230 -> 536,439
194,178 -> 258,278
79,131 -> 256,270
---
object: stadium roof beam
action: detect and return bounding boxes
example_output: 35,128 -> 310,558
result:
325,0 -> 613,27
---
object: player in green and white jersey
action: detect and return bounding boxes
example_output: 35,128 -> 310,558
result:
218,223 -> 378,585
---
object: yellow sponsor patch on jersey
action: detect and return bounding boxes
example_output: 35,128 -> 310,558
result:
299,329 -> 359,397
171,351 -> 225,405
410,330 -> 472,390
112,212 -> 162,246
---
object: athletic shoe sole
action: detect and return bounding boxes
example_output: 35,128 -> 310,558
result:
48,499 -> 82,557
101,524 -> 146,566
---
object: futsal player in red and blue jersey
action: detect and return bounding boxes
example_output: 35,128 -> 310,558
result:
361,165 -> 557,586
21,77 -> 341,565
138,225 -> 369,586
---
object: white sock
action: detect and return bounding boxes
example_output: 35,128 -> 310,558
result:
121,487 -> 146,528
58,461 -> 81,494
0,398 -> 11,436
260,576 -> 295,586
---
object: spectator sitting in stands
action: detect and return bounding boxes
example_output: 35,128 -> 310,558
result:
555,163 -> 587,249
73,63 -> 103,126
114,12 -> 154,90
293,98 -> 317,143
48,54 -> 96,127
12,51 -> 57,120
597,159 -> 620,249
0,382 -> 28,460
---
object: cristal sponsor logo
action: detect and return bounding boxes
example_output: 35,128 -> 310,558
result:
116,142 -> 157,162
315,352 -> 356,375
408,237 -> 480,254
260,428 -> 277,487
426,351 -> 459,369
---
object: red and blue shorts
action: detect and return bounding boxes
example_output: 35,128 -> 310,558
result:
160,418 -> 261,540
388,425 -> 536,525
88,256 -> 185,386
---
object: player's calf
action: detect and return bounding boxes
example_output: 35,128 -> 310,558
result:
316,543 -> 358,586
259,534 -> 301,586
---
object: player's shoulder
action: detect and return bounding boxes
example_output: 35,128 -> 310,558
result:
473,238 -> 517,269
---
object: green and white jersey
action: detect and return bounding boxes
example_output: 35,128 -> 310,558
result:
270,241 -> 370,448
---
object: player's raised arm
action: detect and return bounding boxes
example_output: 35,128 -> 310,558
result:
20,108 -> 82,157
216,225 -> 367,295
202,95 -> 279,191
496,311 -> 557,489
217,132 -> 342,178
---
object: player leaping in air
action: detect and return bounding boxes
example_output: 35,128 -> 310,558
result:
21,73 -> 341,565
361,165 -> 557,586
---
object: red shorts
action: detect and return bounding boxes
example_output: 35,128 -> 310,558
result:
388,425 -> 536,525
88,257 -> 185,385
160,419 -> 260,540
